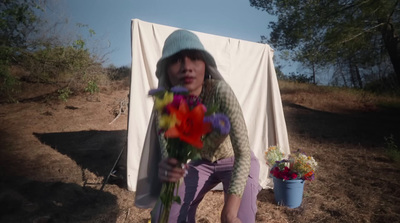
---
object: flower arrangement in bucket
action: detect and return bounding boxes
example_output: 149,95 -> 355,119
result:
265,146 -> 318,208
149,86 -> 230,222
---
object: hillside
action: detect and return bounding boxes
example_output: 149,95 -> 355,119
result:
0,80 -> 399,222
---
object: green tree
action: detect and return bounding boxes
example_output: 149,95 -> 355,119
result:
250,0 -> 400,87
275,65 -> 285,80
0,0 -> 42,49
0,0 -> 44,98
1,1 -> 108,102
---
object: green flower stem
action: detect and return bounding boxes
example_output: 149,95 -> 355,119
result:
159,180 -> 181,222
158,140 -> 200,222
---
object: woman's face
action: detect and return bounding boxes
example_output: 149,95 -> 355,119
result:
166,50 -> 206,96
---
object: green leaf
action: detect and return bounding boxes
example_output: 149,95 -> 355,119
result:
173,195 -> 181,204
205,104 -> 218,116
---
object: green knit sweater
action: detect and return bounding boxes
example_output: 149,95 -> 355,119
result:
158,79 -> 251,197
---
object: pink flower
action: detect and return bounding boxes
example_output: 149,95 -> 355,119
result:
170,95 -> 184,108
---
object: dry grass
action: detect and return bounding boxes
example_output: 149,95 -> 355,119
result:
272,81 -> 400,223
279,81 -> 400,113
0,80 -> 399,222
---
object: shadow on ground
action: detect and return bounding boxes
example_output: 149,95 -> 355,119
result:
34,130 -> 127,179
283,102 -> 400,147
0,175 -> 118,223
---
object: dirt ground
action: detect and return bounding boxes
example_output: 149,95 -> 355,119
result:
0,81 -> 399,223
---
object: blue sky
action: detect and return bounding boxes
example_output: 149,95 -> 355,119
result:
59,0 -> 279,68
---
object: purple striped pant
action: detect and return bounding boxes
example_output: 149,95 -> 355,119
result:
151,152 -> 261,223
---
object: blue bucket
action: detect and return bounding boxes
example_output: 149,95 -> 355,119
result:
273,177 -> 305,208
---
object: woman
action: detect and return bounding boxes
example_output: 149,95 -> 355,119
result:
148,29 -> 260,223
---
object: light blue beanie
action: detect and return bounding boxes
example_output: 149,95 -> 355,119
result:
156,29 -> 217,79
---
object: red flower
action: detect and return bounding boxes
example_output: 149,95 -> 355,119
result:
165,100 -> 212,148
270,165 -> 300,180
283,166 -> 290,173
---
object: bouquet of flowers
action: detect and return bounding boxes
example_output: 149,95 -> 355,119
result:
265,145 -> 285,166
265,146 -> 317,181
149,86 -> 230,222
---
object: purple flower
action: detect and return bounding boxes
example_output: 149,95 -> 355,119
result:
148,87 -> 165,96
204,113 -> 231,135
171,86 -> 188,94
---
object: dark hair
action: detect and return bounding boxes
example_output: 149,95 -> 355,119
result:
164,49 -> 206,66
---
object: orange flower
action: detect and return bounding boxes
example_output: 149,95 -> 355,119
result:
303,171 -> 314,179
165,100 -> 212,148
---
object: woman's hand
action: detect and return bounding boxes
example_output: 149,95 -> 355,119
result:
158,158 -> 187,182
221,194 -> 242,223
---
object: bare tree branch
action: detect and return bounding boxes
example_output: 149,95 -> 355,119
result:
339,23 -> 385,44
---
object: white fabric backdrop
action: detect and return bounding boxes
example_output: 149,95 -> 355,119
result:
127,19 -> 290,191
